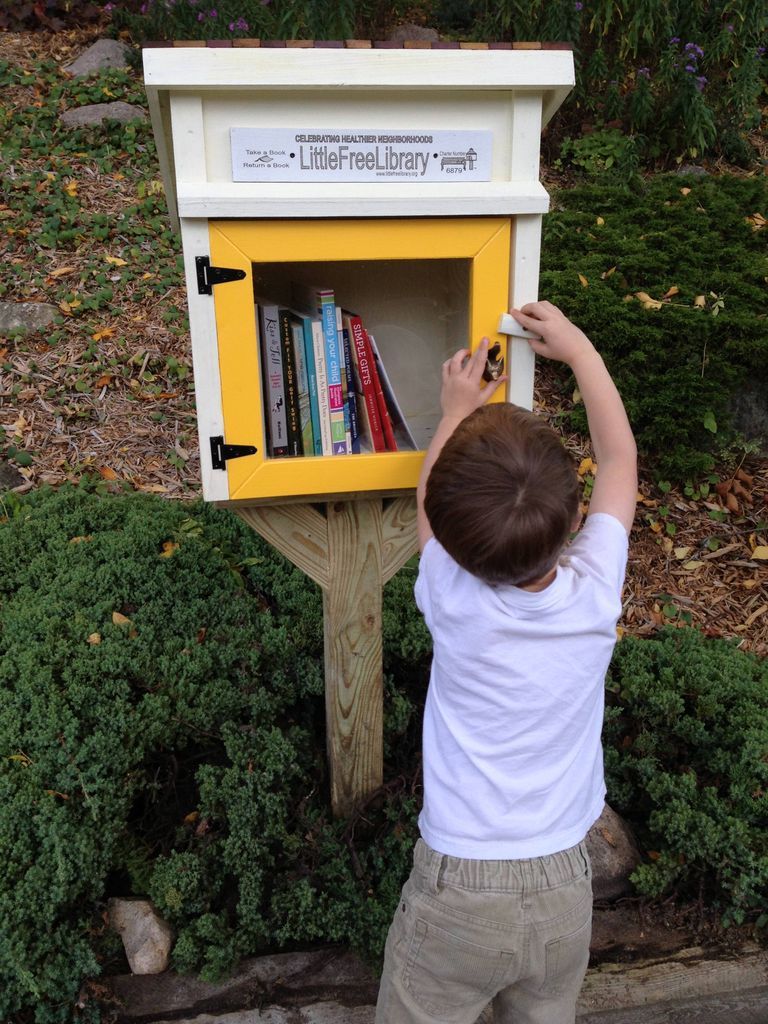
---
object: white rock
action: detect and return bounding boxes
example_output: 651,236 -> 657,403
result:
109,898 -> 173,975
64,39 -> 133,76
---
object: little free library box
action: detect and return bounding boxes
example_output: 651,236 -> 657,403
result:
143,40 -> 574,813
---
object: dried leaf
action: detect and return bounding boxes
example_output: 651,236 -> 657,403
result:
578,457 -> 597,477
112,611 -> 132,627
578,273 -> 589,288
572,386 -> 583,405
599,827 -> 617,847
64,180 -> 78,197
682,560 -> 705,571
674,546 -> 692,560
694,295 -> 706,308
725,492 -> 740,513
160,540 -> 179,558
87,632 -> 101,645
663,286 -> 680,299
634,291 -> 663,310
105,255 -> 128,267
680,187 -> 692,196
99,467 -> 118,480
596,216 -> 605,226
50,266 -> 76,278
601,266 -> 616,279
751,546 -> 768,560
91,327 -> 115,342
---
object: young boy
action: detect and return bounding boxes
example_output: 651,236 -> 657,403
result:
376,301 -> 637,1024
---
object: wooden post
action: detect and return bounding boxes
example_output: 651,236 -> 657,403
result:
235,495 -> 417,817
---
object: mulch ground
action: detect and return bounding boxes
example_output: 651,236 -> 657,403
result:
1,26 -> 766,656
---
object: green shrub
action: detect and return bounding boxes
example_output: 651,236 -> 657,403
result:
2,488 -> 766,1023
0,488 -> 422,1022
540,173 -> 768,480
604,628 -> 768,927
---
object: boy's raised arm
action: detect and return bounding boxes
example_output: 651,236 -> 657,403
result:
510,302 -> 637,535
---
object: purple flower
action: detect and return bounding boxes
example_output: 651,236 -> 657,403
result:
574,1 -> 583,9
197,10 -> 204,18
685,64 -> 697,72
726,23 -> 734,32
695,76 -> 707,91
103,1 -> 115,10
208,7 -> 217,16
684,42 -> 704,57
669,36 -> 680,45
229,16 -> 248,31
757,45 -> 766,57
638,67 -> 651,79
140,1 -> 148,11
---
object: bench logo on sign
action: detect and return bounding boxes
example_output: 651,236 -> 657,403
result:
439,147 -> 478,174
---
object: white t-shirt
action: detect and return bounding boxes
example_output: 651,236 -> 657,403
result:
414,512 -> 629,860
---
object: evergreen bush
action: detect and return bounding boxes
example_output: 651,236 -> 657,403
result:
540,173 -> 768,480
603,628 -> 768,927
1,488 -> 766,1022
0,488 -> 422,1022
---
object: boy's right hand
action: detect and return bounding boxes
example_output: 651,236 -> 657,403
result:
509,301 -> 594,368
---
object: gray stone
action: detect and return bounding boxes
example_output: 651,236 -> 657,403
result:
675,164 -> 709,176
387,23 -> 441,43
0,300 -> 58,334
0,461 -> 26,490
64,38 -> 133,76
60,101 -> 147,128
730,380 -> 768,455
109,898 -> 173,975
586,804 -> 642,901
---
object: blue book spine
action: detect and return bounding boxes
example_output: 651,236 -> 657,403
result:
301,315 -> 323,456
318,290 -> 347,454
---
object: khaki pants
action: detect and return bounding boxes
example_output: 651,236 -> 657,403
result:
376,838 -> 592,1024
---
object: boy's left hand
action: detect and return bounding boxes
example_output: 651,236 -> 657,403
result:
440,338 -> 507,423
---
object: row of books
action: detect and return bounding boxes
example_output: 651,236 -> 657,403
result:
257,285 -> 417,458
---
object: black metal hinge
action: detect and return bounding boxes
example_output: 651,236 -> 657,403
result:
210,435 -> 257,470
196,256 -> 246,295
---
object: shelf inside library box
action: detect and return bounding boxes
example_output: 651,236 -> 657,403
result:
252,257 -> 473,463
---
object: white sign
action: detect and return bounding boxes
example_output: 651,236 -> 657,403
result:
230,128 -> 492,182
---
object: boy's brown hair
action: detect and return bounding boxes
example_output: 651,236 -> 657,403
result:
424,403 -> 580,586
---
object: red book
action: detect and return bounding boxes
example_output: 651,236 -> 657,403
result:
346,314 -> 387,453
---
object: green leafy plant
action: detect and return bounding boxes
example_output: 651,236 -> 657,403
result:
557,128 -> 640,180
474,0 -> 766,166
